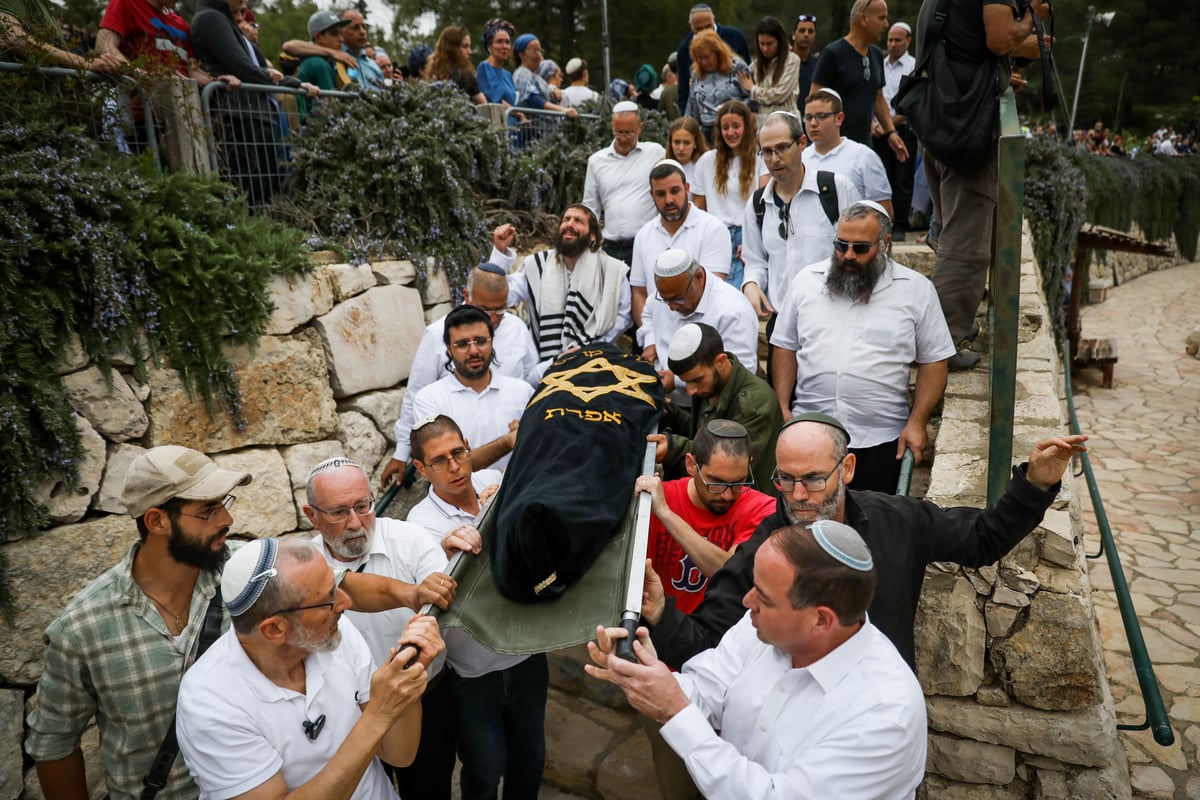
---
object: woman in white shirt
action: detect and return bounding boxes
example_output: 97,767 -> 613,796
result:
692,100 -> 768,288
665,116 -> 708,195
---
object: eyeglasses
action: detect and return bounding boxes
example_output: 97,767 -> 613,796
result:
450,335 -> 492,351
275,586 -> 338,616
654,271 -> 699,305
421,447 -> 471,472
696,466 -> 755,494
803,111 -> 837,125
777,200 -> 793,240
797,14 -> 817,22
473,304 -> 507,318
833,238 -> 881,255
178,494 -> 236,521
310,498 -> 375,523
771,455 -> 845,493
758,138 -> 797,160
524,46 -> 543,55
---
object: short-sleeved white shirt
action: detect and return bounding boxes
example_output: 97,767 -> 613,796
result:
740,171 -> 861,306
802,138 -> 892,203
582,140 -> 667,241
411,373 -> 534,470
177,618 -> 396,800
691,150 -> 768,227
311,517 -> 448,670
392,314 -> 540,462
630,204 -> 731,290
769,256 -> 956,447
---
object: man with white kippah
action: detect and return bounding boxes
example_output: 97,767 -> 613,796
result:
307,457 -> 481,799
771,200 -> 954,493
640,247 -> 757,406
177,537 -> 443,800
582,101 -> 666,266
802,88 -> 894,219
630,159 -> 731,329
586,519 -> 927,799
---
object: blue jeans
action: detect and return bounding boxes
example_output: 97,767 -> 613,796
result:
446,654 -> 548,800
725,225 -> 744,288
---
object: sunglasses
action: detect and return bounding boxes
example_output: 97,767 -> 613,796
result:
797,14 -> 817,22
833,238 -> 878,255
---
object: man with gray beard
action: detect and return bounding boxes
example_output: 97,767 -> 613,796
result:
769,200 -> 955,493
640,413 -> 1089,669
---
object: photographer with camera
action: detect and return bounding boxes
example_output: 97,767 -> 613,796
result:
912,0 -> 1050,371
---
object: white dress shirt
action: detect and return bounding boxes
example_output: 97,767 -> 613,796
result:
660,613 -> 927,800
410,372 -> 534,470
740,171 -> 861,307
630,204 -> 732,290
802,138 -> 892,203
691,151 -> 769,227
769,256 -> 955,447
582,140 -> 667,241
882,51 -> 915,109
406,471 -> 527,679
392,313 -> 540,462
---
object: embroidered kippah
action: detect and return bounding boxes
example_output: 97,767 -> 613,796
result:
809,520 -> 873,572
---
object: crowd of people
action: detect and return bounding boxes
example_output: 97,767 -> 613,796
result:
12,0 -> 1113,797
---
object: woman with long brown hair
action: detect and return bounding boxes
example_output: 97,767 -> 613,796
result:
684,29 -> 750,142
738,17 -> 800,125
429,25 -> 486,104
692,100 -> 767,287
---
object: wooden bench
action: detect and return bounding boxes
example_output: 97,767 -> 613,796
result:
1074,337 -> 1118,388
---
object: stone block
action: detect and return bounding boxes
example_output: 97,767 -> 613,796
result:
922,773 -> 1029,800
124,373 -> 150,402
313,285 -> 426,398
0,515 -> 136,684
326,262 -> 377,301
1063,764 -> 1130,800
54,332 -> 90,375
549,646 -> 630,711
424,302 -> 453,324
371,260 -> 417,286
342,388 -> 406,444
597,726 -> 661,800
1037,509 -> 1077,567
0,690 -> 21,800
985,601 -> 1024,638
147,331 -> 338,453
964,567 -> 995,595
976,686 -> 1010,707
95,443 -> 146,514
991,593 -> 1103,711
998,567 -> 1040,594
1013,391 -> 1063,428
999,534 -> 1040,573
61,365 -> 149,442
927,696 -> 1116,767
264,269 -> 335,335
423,262 -> 451,305
934,417 -> 991,458
1034,768 -> 1069,799
32,414 -> 106,526
282,440 -> 346,530
1033,563 -> 1084,595
915,576 -> 986,696
337,411 -> 387,479
927,733 -> 1016,785
543,688 -> 639,797
927,453 -> 988,503
212,448 -> 296,538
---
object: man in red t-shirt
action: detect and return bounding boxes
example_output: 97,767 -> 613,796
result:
636,419 -> 776,615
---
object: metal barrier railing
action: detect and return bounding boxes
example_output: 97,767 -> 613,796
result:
895,449 -> 915,496
1063,342 -> 1174,745
0,61 -> 159,166
200,80 -> 357,211
504,105 -> 601,151
987,90 -> 1024,504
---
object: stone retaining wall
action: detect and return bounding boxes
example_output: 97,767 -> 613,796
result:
0,239 -> 1128,799
1090,229 -> 1198,287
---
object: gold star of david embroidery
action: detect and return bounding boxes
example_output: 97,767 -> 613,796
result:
529,356 -> 660,409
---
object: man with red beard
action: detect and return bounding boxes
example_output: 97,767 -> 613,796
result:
410,305 -> 534,471
490,203 -> 631,372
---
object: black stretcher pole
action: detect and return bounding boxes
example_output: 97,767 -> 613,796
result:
615,442 -> 658,662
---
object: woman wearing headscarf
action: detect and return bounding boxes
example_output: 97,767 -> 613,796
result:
511,32 -> 577,116
738,17 -> 801,126
476,17 -> 516,106
429,25 -> 485,104
685,29 -> 750,142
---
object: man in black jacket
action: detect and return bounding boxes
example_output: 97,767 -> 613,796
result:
191,0 -> 317,205
644,412 -> 1087,669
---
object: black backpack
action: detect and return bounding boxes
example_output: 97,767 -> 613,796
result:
752,170 -> 839,233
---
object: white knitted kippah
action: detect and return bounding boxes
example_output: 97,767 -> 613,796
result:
222,539 -> 279,616
809,520 -> 873,572
668,323 -> 704,361
654,248 -> 693,278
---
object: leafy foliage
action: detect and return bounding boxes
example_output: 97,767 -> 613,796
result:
279,80 -> 509,291
0,78 -> 310,544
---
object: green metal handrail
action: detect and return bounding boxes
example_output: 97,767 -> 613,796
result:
375,483 -> 399,517
896,449 -> 915,497
1062,342 -> 1174,745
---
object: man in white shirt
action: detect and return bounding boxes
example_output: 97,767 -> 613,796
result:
306,457 -> 480,800
404,416 -> 547,800
770,201 -> 954,493
382,264 -> 540,489
410,306 -> 534,471
585,519 -> 926,800
873,23 -> 917,238
640,249 -> 758,404
176,537 -> 443,800
741,111 -> 860,318
582,101 -> 667,266
802,88 -> 893,219
489,203 -> 632,367
630,159 -> 731,329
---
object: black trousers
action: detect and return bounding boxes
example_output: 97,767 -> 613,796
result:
850,438 -> 903,495
873,124 -> 918,233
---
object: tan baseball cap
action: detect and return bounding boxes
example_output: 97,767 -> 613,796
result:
122,445 -> 252,517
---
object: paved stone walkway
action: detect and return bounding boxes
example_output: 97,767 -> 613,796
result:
1072,262 -> 1200,799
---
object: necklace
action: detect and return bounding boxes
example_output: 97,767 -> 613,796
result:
142,588 -> 189,633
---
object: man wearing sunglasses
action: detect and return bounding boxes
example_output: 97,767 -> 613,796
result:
770,201 -> 955,494
791,13 -> 821,109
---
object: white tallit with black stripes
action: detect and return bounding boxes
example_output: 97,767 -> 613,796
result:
522,248 -> 625,360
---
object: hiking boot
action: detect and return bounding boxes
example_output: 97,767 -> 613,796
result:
948,350 -> 981,371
